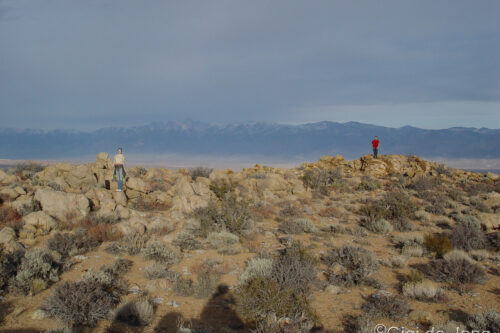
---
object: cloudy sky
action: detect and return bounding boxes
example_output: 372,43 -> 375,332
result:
1,0 -> 499,130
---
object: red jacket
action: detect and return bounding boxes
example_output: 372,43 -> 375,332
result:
372,139 -> 380,148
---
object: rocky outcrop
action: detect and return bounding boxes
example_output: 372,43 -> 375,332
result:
0,169 -> 18,185
34,189 -> 90,221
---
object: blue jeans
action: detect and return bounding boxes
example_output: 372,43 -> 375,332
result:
373,148 -> 378,158
115,166 -> 124,190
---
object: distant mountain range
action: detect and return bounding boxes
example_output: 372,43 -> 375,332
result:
1,120 -> 499,160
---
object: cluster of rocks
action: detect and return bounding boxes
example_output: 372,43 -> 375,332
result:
1,153 -> 499,253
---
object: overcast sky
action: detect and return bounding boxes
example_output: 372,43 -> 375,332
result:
1,0 -> 499,130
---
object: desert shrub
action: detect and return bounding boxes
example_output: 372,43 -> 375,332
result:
425,202 -> 447,215
362,218 -> 393,234
402,280 -> 446,302
402,244 -> 424,257
239,257 -> 274,284
279,217 -> 318,234
141,240 -> 179,265
196,272 -> 221,298
102,258 -> 133,276
360,191 -> 416,221
10,247 -> 61,295
461,181 -> 494,196
115,298 -> 155,326
188,167 -> 213,180
43,280 -> 121,327
362,292 -> 410,319
193,195 -> 254,237
105,232 -> 149,256
47,230 -> 100,257
0,206 -> 22,229
407,176 -> 440,192
435,164 -> 452,177
424,234 -> 453,257
235,277 -> 316,324
449,218 -> 487,251
402,270 -> 424,284
206,230 -> 239,248
278,201 -> 302,219
173,277 -> 195,297
355,177 -> 381,191
144,264 -> 179,280
88,224 -> 123,242
172,231 -> 202,251
467,311 -> 500,332
318,206 -> 341,218
343,314 -> 375,333
209,178 -> 233,200
301,168 -> 343,194
84,212 -> 120,226
253,314 -> 316,333
130,197 -> 171,212
422,250 -> 488,285
16,162 -> 45,180
0,245 -> 23,292
447,188 -> 465,202
391,218 -> 414,231
322,245 -> 379,286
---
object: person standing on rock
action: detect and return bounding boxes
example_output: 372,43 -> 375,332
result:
372,136 -> 380,158
113,147 -> 126,191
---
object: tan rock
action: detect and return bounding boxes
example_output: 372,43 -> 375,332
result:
115,205 -> 130,219
22,211 -> 57,234
484,192 -> 500,209
125,189 -> 142,200
126,177 -> 151,193
0,169 -> 18,185
11,195 -> 34,215
0,188 -> 21,201
34,189 -> 90,221
64,164 -> 96,190
113,190 -> 128,206
0,227 -> 16,244
94,152 -> 112,170
478,213 -> 500,230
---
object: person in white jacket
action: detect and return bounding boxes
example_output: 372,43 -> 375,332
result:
113,147 -> 126,191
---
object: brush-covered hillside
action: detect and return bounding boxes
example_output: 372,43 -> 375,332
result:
0,154 -> 499,332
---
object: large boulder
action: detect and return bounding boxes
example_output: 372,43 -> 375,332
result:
478,213 -> 500,230
94,152 -> 113,170
0,227 -> 16,244
11,195 -> 35,216
34,189 -> 90,221
126,177 -> 151,193
64,164 -> 96,191
85,188 -> 116,214
113,191 -> 128,206
0,187 -> 21,201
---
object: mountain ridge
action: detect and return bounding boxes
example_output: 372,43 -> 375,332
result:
1,120 -> 499,159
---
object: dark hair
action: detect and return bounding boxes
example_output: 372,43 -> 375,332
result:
118,147 -> 123,152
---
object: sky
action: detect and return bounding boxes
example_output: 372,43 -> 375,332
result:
0,0 -> 499,130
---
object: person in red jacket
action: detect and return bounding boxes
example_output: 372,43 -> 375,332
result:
372,136 -> 380,158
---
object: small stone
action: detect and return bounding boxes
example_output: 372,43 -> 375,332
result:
32,309 -> 48,320
167,300 -> 180,308
73,255 -> 88,260
152,297 -> 164,304
128,285 -> 142,294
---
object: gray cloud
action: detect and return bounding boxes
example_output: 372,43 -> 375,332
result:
0,0 -> 499,129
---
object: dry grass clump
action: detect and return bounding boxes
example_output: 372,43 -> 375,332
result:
407,175 -> 441,192
9,247 -> 61,295
449,217 -> 487,251
321,245 -> 379,287
88,224 -> 123,242
253,314 -> 316,333
15,161 -> 45,180
279,217 -> 318,234
47,230 -> 100,258
188,167 -> 213,180
423,234 -> 453,257
402,280 -> 446,302
362,292 -> 410,319
144,263 -> 179,280
239,257 -> 274,285
421,250 -> 488,286
141,240 -> 179,265
278,201 -> 302,219
209,178 -> 234,200
205,231 -> 239,248
318,206 -> 342,218
0,206 -> 22,230
467,311 -> 500,332
105,232 -> 149,256
114,298 -> 155,326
